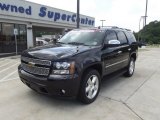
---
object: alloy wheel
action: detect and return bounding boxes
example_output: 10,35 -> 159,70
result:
85,75 -> 99,99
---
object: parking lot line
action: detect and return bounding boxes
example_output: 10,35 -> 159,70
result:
0,70 -> 18,81
0,59 -> 10,64
0,62 -> 19,74
0,77 -> 19,82
0,61 -> 15,68
0,58 -> 6,61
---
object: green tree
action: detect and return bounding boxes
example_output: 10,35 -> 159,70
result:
136,20 -> 160,44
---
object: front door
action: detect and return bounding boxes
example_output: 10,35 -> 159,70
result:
102,30 -> 123,75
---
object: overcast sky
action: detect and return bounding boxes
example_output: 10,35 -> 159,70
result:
26,0 -> 159,32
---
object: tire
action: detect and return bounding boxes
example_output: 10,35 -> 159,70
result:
78,69 -> 101,104
124,57 -> 135,77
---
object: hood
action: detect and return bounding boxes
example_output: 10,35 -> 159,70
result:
23,44 -> 95,60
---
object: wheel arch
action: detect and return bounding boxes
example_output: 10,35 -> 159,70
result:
130,52 -> 137,61
81,63 -> 103,80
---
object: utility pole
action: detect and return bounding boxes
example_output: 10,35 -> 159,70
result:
77,0 -> 80,28
100,20 -> 106,27
138,16 -> 145,41
144,0 -> 148,26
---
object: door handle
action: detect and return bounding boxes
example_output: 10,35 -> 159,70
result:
117,51 -> 122,54
128,48 -> 131,51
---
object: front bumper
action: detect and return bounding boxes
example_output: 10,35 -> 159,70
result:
18,66 -> 80,97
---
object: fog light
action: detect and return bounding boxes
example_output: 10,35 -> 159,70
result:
52,70 -> 70,74
61,89 -> 66,94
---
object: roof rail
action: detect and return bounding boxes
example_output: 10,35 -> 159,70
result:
96,26 -> 131,31
100,26 -> 119,29
118,27 -> 131,31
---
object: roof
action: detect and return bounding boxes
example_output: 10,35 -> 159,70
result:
97,26 -> 131,32
72,26 -> 132,32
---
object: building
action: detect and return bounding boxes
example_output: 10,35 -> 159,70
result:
0,0 -> 95,57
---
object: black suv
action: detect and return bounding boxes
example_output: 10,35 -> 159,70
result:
18,27 -> 138,104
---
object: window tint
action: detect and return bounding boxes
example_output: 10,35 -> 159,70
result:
105,30 -> 117,44
0,23 -> 27,55
125,32 -> 136,44
116,31 -> 128,45
59,30 -> 105,46
0,23 -> 2,35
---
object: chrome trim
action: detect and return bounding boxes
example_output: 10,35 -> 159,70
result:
121,45 -> 130,47
117,51 -> 122,54
128,48 -> 131,51
21,56 -> 51,66
21,63 -> 50,76
105,59 -> 128,68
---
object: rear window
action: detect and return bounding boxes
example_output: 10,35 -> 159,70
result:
116,31 -> 128,45
125,32 -> 136,44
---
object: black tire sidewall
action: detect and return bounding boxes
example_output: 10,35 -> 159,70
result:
79,69 -> 101,104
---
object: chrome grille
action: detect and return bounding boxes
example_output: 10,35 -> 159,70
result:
21,56 -> 51,66
21,63 -> 50,76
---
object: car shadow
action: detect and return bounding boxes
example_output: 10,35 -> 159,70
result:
26,89 -> 85,107
101,70 -> 127,91
24,69 -> 128,107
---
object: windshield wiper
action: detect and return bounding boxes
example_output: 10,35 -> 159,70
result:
68,42 -> 85,45
56,41 -> 66,44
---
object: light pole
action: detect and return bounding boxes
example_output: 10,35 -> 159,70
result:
144,0 -> 148,26
100,20 -> 106,27
138,16 -> 145,41
77,0 -> 80,28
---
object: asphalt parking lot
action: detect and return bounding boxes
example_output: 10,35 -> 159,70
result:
0,48 -> 160,120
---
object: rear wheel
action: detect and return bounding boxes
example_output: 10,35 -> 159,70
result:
78,69 -> 101,104
124,57 -> 135,77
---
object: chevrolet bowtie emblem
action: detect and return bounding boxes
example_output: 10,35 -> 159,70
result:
28,62 -> 35,67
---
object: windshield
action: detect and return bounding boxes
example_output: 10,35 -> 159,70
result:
59,30 -> 105,46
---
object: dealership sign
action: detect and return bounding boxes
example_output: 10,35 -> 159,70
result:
0,0 -> 95,26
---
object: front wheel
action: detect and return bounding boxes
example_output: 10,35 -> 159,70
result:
78,69 -> 101,104
124,57 -> 135,77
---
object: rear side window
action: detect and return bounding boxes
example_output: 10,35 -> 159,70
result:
116,31 -> 128,45
104,30 -> 117,44
125,32 -> 136,44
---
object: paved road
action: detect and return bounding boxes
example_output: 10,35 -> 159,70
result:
0,48 -> 160,120
0,56 -> 20,82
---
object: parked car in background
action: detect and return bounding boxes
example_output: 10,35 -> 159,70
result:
36,39 -> 49,46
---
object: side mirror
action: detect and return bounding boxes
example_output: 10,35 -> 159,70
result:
105,40 -> 121,47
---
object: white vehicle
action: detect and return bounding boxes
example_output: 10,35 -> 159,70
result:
36,39 -> 49,46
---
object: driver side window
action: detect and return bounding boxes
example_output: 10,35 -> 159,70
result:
105,30 -> 117,44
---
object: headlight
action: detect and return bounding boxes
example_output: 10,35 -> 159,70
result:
52,62 -> 75,75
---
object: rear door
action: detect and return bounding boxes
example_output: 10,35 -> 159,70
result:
115,30 -> 130,69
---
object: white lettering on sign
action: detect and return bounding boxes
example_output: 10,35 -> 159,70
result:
14,29 -> 18,35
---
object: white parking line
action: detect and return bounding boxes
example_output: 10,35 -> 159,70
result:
0,58 -> 11,62
0,77 -> 19,83
0,61 -> 15,68
0,62 -> 20,73
0,58 -> 6,61
0,70 -> 18,81
0,59 -> 8,63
